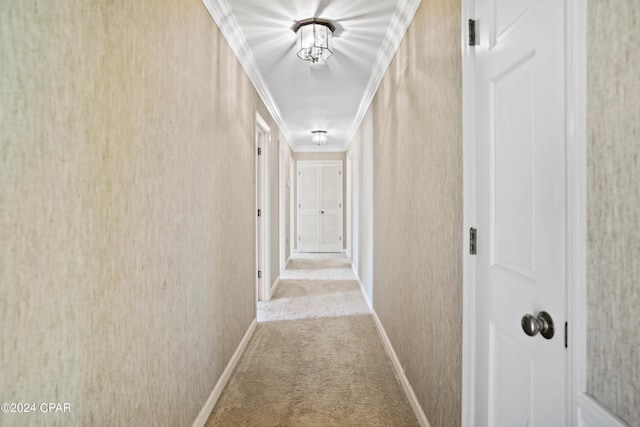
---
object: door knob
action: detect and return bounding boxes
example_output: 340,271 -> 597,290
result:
521,311 -> 555,339
321,210 -> 324,214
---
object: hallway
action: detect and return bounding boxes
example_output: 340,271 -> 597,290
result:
205,254 -> 418,426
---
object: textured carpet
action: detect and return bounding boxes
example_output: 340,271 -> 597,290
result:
205,254 -> 418,426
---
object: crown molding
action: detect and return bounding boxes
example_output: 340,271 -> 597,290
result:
201,0 -> 295,150
343,0 -> 422,151
293,145 -> 347,153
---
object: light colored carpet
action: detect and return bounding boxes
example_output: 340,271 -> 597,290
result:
205,254 -> 418,427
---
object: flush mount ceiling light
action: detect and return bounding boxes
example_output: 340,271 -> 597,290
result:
311,130 -> 328,145
294,18 -> 335,63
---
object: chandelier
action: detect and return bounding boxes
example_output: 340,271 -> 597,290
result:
294,18 -> 335,63
311,131 -> 327,145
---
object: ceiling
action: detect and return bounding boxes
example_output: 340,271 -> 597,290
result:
202,0 -> 421,152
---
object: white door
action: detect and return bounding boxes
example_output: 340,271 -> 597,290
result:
298,163 -> 320,252
297,161 -> 342,252
319,164 -> 342,252
472,0 -> 567,426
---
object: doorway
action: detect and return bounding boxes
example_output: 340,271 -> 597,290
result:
256,113 -> 270,302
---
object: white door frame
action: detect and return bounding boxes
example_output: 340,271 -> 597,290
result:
289,153 -> 295,257
346,157 -> 353,259
461,1 -> 626,426
278,142 -> 287,271
256,112 -> 270,302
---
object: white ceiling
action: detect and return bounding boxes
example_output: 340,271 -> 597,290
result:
202,0 -> 421,152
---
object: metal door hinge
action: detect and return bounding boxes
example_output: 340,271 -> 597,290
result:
258,209 -> 262,217
258,270 -> 262,279
564,322 -> 568,349
258,147 -> 262,155
469,227 -> 477,255
468,19 -> 476,46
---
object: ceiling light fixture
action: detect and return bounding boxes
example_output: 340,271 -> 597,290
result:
294,18 -> 335,63
311,130 -> 328,145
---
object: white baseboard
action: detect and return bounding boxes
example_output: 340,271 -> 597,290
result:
191,319 -> 257,427
576,394 -> 630,427
370,309 -> 431,427
269,277 -> 281,300
356,277 -> 373,311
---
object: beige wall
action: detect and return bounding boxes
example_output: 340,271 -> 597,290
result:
587,1 -> 640,425
0,1 -> 278,425
347,1 -> 462,426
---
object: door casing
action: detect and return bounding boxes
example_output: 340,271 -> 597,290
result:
255,112 -> 270,302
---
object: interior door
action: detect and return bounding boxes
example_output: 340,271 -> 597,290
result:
472,0 -> 567,426
319,164 -> 342,252
298,163 -> 320,252
297,161 -> 342,253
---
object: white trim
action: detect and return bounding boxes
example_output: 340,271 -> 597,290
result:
353,272 -> 429,426
256,113 -> 271,302
191,320 -> 257,427
279,144 -> 287,271
371,309 -> 431,427
566,0 -> 588,425
461,0 -> 476,425
344,0 -> 422,151
293,145 -> 347,154
200,0 -> 294,150
576,395 -> 630,427
289,153 -> 295,259
269,277 -> 281,300
345,158 -> 353,261
355,276 -> 373,311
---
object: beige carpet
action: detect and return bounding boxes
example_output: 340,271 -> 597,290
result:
205,254 -> 418,427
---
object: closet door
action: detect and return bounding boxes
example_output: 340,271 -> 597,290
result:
297,161 -> 343,253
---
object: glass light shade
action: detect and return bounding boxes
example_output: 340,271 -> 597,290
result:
296,19 -> 334,63
311,131 -> 327,145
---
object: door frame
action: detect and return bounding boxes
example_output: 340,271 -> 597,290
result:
346,157 -> 353,259
279,141 -> 287,271
289,153 -> 295,257
256,112 -> 270,302
461,1 -> 626,426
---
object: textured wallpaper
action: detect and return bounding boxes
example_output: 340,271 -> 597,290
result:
587,1 -> 640,425
349,1 -> 463,426
0,0 -> 269,425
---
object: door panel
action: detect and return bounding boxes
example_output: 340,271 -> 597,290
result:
488,323 -> 533,427
474,0 -> 567,425
491,52 -> 536,280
